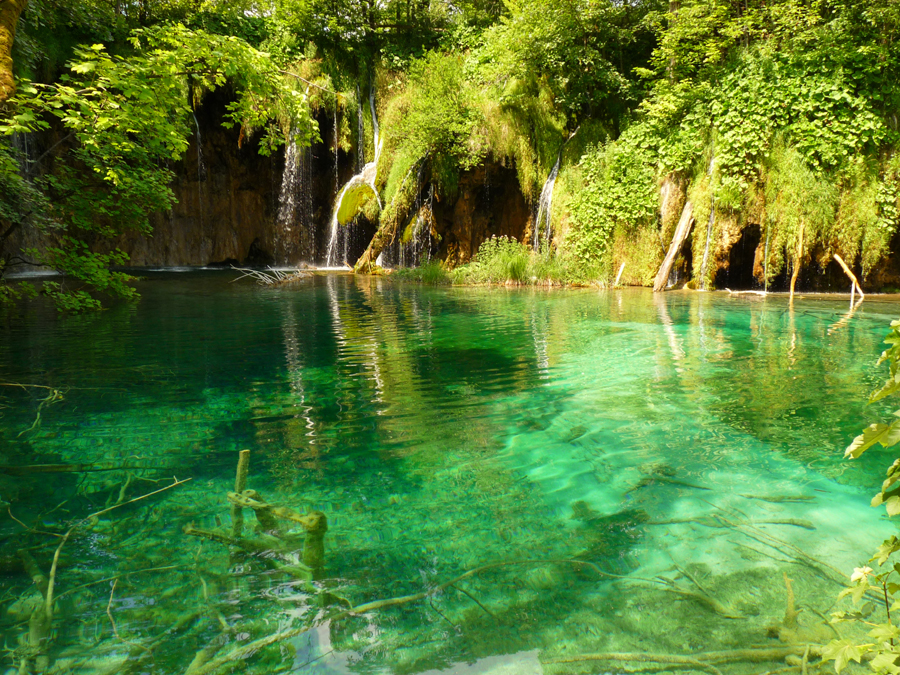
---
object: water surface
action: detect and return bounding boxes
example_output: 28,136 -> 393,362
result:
1,274 -> 897,674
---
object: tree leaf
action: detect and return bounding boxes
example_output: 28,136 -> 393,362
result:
847,424 -> 892,458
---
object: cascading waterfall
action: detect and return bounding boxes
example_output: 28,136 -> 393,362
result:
699,148 -> 716,290
532,127 -> 578,252
370,86 -> 380,153
275,137 -> 300,264
274,133 -> 315,264
532,155 -> 561,251
10,131 -> 35,176
192,110 -> 208,259
325,86 -> 383,268
192,111 -> 208,183
357,86 -> 365,172
378,167 -> 434,269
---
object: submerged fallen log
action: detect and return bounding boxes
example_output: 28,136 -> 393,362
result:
185,450 -> 328,579
726,288 -> 767,296
541,646 -> 818,671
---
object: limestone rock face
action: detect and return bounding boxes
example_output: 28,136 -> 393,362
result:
116,92 -> 341,267
432,162 -> 530,267
3,91 -> 345,269
4,95 -> 528,272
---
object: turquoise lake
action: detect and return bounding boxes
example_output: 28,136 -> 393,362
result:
2,272 -> 899,674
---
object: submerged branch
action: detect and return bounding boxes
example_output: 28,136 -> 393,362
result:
541,647 -> 817,672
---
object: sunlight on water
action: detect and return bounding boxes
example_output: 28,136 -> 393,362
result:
1,274 -> 898,674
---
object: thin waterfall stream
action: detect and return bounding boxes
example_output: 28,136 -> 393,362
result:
378,167 -> 433,269
275,137 -> 301,264
532,127 -> 578,252
192,110 -> 208,257
274,86 -> 316,265
533,155 -> 561,252
699,148 -> 715,289
325,87 -> 383,267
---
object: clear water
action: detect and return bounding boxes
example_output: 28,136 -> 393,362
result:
1,274 -> 898,675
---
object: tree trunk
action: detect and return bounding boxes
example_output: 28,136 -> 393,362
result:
0,0 -> 28,104
789,220 -> 804,300
653,200 -> 693,292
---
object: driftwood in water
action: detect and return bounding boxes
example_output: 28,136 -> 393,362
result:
653,200 -> 694,292
230,450 -> 250,539
230,266 -> 310,286
726,289 -> 767,297
541,646 -> 817,671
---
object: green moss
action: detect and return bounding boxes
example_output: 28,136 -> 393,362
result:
337,183 -> 380,225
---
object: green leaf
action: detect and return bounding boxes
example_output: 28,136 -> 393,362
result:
71,61 -> 97,74
873,538 -> 900,565
822,640 -> 867,673
871,651 -> 900,674
888,497 -> 900,517
847,421 -> 900,458
870,624 -> 900,642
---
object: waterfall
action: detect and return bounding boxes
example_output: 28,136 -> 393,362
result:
192,111 -> 208,258
698,149 -> 715,290
370,87 -> 381,157
532,154 -> 561,251
276,138 -> 300,264
532,127 -> 578,251
378,170 -> 433,269
325,86 -> 383,267
357,86 -> 365,172
10,131 -> 35,177
192,111 -> 207,183
274,134 -> 316,265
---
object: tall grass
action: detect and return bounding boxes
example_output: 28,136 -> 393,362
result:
393,259 -> 451,284
445,236 -> 604,286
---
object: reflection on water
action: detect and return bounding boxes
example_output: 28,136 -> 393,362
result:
1,275 -> 898,674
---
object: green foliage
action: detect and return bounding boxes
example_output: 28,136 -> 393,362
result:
475,0 -> 658,124
451,236 -> 530,284
380,52 -> 483,201
567,126 -> 660,266
393,259 -> 451,285
1,24 -> 314,311
761,143 -> 838,284
451,237 -> 602,286
830,319 -> 900,673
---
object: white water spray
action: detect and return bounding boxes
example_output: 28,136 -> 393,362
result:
275,137 -> 300,263
326,86 -> 383,267
533,155 -> 561,252
532,127 -> 578,252
699,149 -> 716,290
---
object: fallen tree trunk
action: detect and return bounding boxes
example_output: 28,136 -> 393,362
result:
833,253 -> 864,301
653,200 -> 694,292
355,160 -> 423,273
